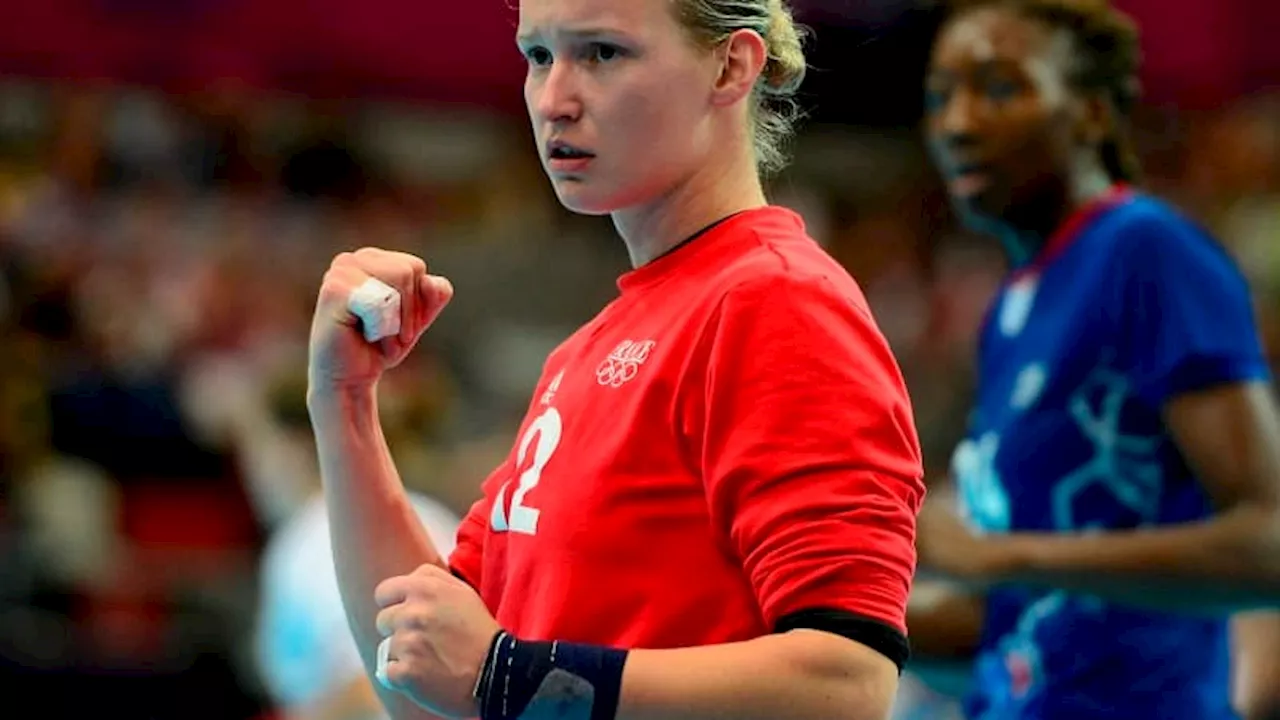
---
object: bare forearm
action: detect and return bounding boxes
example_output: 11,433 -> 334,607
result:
308,385 -> 445,720
1001,505 -> 1280,613
617,630 -> 897,720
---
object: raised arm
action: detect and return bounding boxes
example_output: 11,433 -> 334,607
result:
308,248 -> 458,720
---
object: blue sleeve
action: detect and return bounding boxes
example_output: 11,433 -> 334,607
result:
1116,208 -> 1271,407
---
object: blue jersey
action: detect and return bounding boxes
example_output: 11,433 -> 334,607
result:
952,189 -> 1271,720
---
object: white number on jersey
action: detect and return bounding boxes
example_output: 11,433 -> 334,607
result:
490,407 -> 563,535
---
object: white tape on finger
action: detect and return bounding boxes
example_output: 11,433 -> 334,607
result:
348,278 -> 402,342
376,636 -> 395,690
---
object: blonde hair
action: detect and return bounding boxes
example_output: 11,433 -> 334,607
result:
674,0 -> 808,177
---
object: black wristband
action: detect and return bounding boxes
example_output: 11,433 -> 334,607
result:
474,631 -> 628,720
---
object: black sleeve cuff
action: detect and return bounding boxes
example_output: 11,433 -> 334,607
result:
774,608 -> 911,672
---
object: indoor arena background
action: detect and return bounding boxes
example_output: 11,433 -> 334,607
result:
0,1 -> 1276,718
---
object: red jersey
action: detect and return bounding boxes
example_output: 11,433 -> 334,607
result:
449,207 -> 923,658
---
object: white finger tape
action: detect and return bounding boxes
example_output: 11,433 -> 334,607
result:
375,636 -> 394,690
347,278 -> 402,342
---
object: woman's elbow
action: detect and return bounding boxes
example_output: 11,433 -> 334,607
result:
780,629 -> 901,720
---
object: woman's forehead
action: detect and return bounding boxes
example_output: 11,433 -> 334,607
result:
517,0 -> 672,39
935,8 -> 1068,70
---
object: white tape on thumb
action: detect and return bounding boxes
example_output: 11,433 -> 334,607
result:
375,636 -> 395,690
347,278 -> 402,343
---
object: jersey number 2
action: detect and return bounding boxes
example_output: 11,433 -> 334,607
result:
490,407 -> 562,535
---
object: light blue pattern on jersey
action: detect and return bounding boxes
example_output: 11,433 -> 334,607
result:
1050,365 -> 1162,531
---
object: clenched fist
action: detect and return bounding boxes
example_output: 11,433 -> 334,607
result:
374,564 -> 500,718
308,247 -> 454,393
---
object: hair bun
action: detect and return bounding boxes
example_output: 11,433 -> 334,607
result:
761,0 -> 807,96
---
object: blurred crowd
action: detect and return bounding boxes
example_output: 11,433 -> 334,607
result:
0,78 -> 1276,717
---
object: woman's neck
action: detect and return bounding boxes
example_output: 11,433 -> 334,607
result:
611,148 -> 767,268
999,162 -> 1116,267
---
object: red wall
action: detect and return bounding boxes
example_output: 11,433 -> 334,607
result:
0,0 -> 1274,110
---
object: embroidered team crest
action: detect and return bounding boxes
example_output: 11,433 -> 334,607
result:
595,340 -> 655,387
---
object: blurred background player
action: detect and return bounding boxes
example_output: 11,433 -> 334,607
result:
251,375 -> 461,720
308,1 -> 924,719
906,1 -> 1280,718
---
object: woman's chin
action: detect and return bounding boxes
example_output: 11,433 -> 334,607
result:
550,177 -> 616,216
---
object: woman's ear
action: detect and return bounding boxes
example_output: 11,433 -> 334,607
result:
710,28 -> 768,107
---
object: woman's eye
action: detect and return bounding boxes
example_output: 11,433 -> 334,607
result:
586,43 -> 622,64
525,47 -> 552,67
